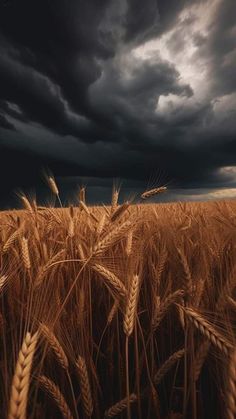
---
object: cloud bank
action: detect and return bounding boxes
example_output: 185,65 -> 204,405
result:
0,0 -> 236,206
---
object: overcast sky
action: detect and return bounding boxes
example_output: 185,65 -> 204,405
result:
0,0 -> 236,207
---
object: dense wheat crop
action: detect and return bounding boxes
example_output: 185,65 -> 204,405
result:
0,192 -> 236,418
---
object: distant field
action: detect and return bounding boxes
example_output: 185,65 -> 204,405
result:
1,198 -> 236,419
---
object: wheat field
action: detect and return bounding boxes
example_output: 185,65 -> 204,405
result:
0,188 -> 236,419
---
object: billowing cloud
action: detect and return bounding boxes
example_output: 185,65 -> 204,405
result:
0,0 -> 235,207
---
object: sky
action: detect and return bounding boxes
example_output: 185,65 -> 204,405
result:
0,0 -> 236,207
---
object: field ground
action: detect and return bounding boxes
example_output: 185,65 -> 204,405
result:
1,199 -> 236,419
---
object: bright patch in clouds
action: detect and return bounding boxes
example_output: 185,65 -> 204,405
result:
206,188 -> 236,199
132,0 -> 220,110
218,166 -> 236,183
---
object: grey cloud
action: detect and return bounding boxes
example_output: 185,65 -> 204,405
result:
0,0 -> 235,208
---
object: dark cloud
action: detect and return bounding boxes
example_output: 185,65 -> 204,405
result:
0,113 -> 15,130
0,0 -> 236,207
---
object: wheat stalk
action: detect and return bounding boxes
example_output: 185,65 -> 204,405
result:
76,355 -> 93,417
194,340 -> 210,381
37,375 -> 73,419
8,331 -> 38,419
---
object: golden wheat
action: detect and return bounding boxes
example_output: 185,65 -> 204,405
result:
8,331 -> 38,419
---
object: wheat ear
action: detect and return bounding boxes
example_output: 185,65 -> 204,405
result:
68,217 -> 75,238
3,229 -> 21,253
80,200 -> 90,215
48,176 -> 59,196
111,202 -> 130,222
126,230 -> 133,257
0,274 -> 8,293
35,249 -> 65,286
21,237 -> 31,270
111,188 -> 119,212
76,356 -> 93,417
154,348 -> 185,384
39,324 -> 68,370
79,186 -> 86,203
124,274 -> 140,336
180,306 -> 232,355
8,331 -> 38,419
92,264 -> 127,298
141,186 -> 167,199
152,289 -> 184,331
177,249 -> 192,297
105,394 -> 137,418
226,350 -> 236,419
96,213 -> 106,236
154,249 -> 167,288
37,375 -> 73,419
93,220 -> 132,256
20,195 -> 34,213
107,299 -> 119,324
227,295 -> 236,311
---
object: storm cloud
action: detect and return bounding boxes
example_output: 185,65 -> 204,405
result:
0,0 -> 236,207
